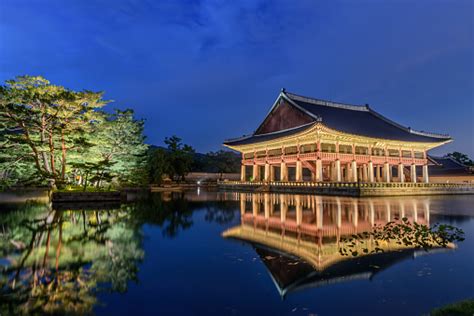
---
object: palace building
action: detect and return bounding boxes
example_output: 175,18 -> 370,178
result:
224,90 -> 452,184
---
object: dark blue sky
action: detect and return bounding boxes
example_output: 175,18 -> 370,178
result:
1,0 -> 473,156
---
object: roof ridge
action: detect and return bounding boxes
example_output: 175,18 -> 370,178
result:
285,90 -> 451,140
407,128 -> 451,139
284,91 -> 368,112
223,122 -> 316,144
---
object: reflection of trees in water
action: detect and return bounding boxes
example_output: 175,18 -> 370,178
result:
0,202 -> 143,315
126,193 -> 239,238
0,193 -> 239,314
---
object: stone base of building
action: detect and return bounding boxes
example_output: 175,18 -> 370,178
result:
218,181 -> 474,197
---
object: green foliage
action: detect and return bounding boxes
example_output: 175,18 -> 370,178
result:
199,150 -> 240,176
447,152 -> 473,166
431,299 -> 474,316
147,147 -> 169,184
0,76 -> 148,189
339,217 -> 465,257
164,136 -> 195,181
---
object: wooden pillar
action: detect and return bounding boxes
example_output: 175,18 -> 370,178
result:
422,164 -> 429,183
398,163 -> 405,183
240,164 -> 246,181
368,161 -> 374,183
280,162 -> 288,182
410,164 -> 417,183
351,160 -> 358,182
296,160 -> 303,182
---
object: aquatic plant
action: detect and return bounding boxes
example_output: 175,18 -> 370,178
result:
338,217 -> 465,257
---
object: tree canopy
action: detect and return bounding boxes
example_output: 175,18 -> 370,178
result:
0,76 -> 148,189
446,152 -> 473,166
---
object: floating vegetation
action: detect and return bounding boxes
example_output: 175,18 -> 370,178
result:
339,218 -> 465,257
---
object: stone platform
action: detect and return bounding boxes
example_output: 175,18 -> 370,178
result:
218,181 -> 474,197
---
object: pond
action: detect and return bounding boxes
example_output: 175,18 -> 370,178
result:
0,190 -> 473,315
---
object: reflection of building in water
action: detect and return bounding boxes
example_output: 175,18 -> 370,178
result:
223,193 -> 435,297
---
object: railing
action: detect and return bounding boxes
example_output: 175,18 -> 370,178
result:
242,154 -> 427,166
218,180 -> 474,189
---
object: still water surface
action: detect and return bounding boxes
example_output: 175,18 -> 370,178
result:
0,190 -> 473,315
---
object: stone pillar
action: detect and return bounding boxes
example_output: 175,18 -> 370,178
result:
316,159 -> 323,182
240,165 -> 246,181
368,161 -> 374,183
363,164 -> 368,182
252,164 -> 260,181
398,163 -> 405,183
422,164 -> 429,183
264,163 -> 270,182
383,162 -> 390,183
280,162 -> 288,182
376,165 -> 381,182
296,160 -> 303,182
351,160 -> 358,182
270,165 -> 275,181
345,162 -> 351,181
410,164 -> 417,183
335,159 -> 341,182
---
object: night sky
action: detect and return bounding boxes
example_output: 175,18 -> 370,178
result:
1,0 -> 473,156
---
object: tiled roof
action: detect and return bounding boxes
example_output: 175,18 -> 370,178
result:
224,90 -> 452,146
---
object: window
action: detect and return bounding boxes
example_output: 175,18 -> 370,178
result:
321,143 -> 336,153
244,152 -> 254,159
285,146 -> 298,155
300,144 -> 317,153
414,151 -> 424,159
388,149 -> 399,157
355,146 -> 368,155
372,147 -> 384,156
268,148 -> 282,157
339,144 -> 353,154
